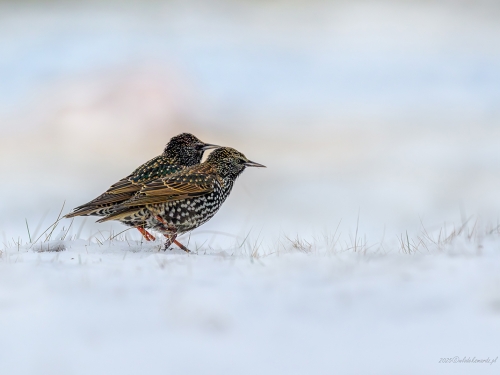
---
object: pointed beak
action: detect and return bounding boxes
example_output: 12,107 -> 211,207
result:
244,160 -> 266,168
200,143 -> 220,151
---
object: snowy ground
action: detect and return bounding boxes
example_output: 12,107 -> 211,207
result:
1,221 -> 499,375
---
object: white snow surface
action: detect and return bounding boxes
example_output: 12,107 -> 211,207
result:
1,230 -> 499,375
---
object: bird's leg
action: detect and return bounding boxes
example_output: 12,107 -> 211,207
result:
155,215 -> 191,253
173,239 -> 191,253
161,234 -> 191,253
155,215 -> 168,225
136,227 -> 156,241
155,215 -> 175,251
162,233 -> 176,251
145,231 -> 156,241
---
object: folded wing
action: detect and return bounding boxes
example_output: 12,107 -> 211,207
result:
97,164 -> 217,222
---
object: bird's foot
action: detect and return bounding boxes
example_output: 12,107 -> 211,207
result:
161,233 -> 175,251
161,234 -> 191,253
155,216 -> 191,253
173,239 -> 191,253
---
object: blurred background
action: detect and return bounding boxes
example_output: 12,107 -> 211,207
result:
1,0 -> 500,249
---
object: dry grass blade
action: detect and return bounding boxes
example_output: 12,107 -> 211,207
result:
285,235 -> 312,253
61,218 -> 74,241
109,227 -> 133,241
25,219 -> 32,243
29,202 -> 66,249
46,201 -> 66,242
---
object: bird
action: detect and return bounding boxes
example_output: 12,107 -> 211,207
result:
65,133 -> 219,243
96,147 -> 266,252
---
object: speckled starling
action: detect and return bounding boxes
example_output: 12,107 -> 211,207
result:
97,147 -> 266,252
65,133 -> 219,241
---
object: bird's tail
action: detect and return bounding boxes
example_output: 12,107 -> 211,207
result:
64,206 -> 115,218
96,207 -> 141,223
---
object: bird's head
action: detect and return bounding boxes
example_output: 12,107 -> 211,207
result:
164,133 -> 219,166
206,147 -> 266,179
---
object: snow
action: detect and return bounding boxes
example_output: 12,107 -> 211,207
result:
1,228 -> 499,375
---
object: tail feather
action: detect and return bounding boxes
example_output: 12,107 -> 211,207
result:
96,207 -> 141,223
66,192 -> 136,218
65,206 -> 116,218
71,192 -> 132,212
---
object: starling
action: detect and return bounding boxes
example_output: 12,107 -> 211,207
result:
65,133 -> 219,241
97,147 -> 265,252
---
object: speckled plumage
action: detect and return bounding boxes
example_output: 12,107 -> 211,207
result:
97,147 -> 266,251
65,133 -> 218,219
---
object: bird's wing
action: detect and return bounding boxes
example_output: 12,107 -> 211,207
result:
120,164 -> 217,207
106,156 -> 182,194
71,157 -> 183,210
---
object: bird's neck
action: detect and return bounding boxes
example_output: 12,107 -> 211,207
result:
220,176 -> 236,193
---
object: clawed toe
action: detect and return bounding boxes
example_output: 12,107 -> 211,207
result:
173,239 -> 191,253
161,235 -> 191,253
